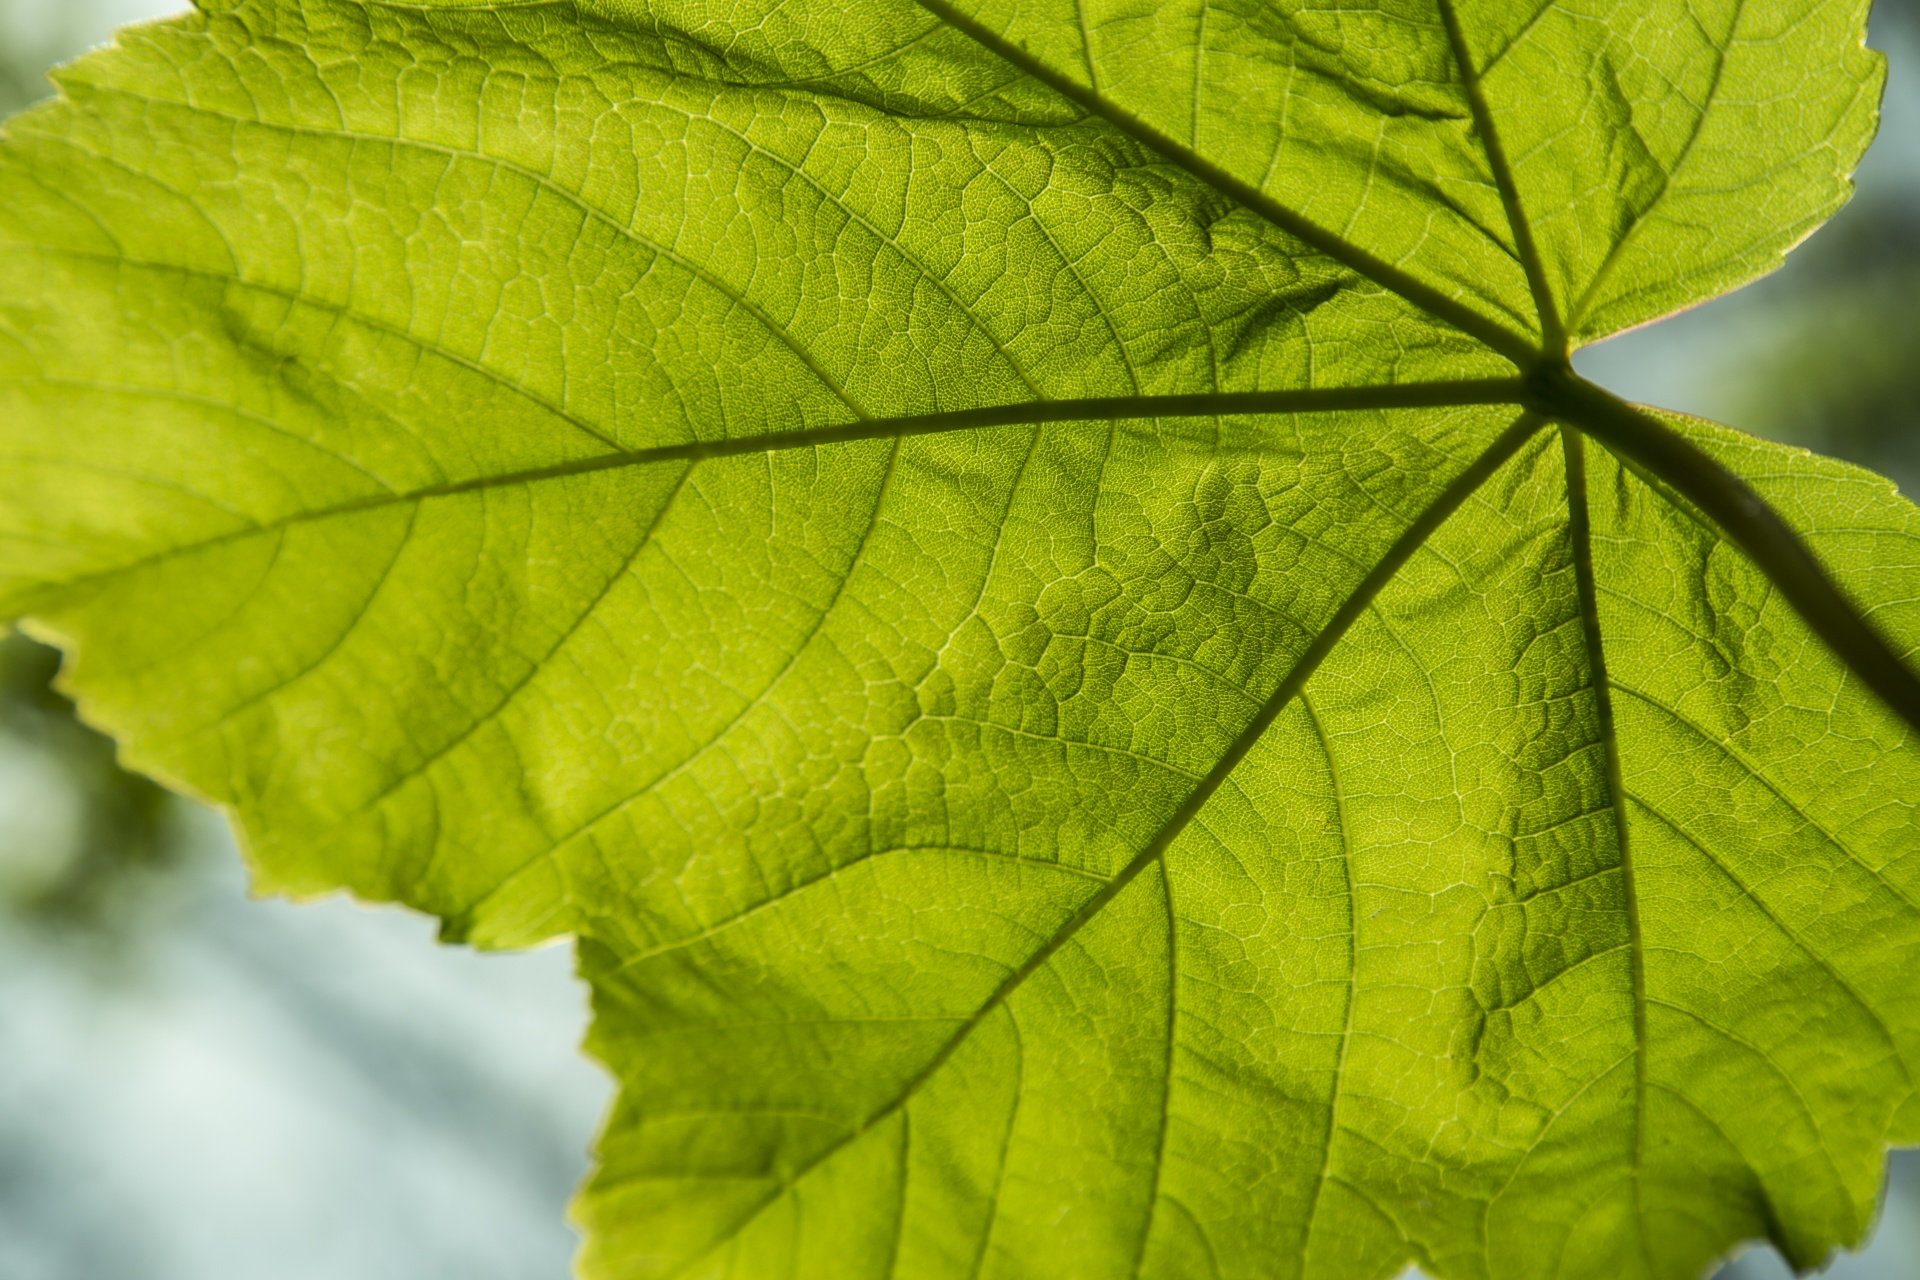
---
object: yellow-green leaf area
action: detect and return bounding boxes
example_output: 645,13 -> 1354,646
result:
0,1 -> 1913,1279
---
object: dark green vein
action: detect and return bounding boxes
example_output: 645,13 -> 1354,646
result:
1128,859 -> 1179,1280
1477,0 -> 1559,78
11,240 -> 626,453
1627,792 -> 1912,1088
1559,425 -> 1648,1257
1297,691 -> 1360,1275
1647,998 -> 1853,1205
203,502 -> 420,729
22,379 -> 1526,609
394,462 -> 696,912
881,1113 -> 911,1280
21,105 -> 880,422
1159,1195 -> 1223,1280
658,408 -> 1549,1275
1435,0 -> 1565,352
6,376 -> 401,493
1534,365 -> 1920,736
965,1011 -> 1024,1280
1644,1081 -> 1798,1264
1609,680 -> 1920,917
909,0 -> 1538,365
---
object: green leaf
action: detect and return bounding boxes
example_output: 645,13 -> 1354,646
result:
0,1 -> 1913,1277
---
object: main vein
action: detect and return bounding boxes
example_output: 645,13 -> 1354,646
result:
25,379 -> 1526,605
1533,368 -> 1920,735
1559,426 -> 1648,1231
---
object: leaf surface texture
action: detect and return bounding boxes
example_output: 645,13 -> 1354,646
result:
0,2 -> 1912,1278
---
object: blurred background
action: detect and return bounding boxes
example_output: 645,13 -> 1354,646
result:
1,0 -> 1917,1276
0,13 -> 610,1280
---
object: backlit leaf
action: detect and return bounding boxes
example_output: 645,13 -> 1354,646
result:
0,2 -> 1913,1277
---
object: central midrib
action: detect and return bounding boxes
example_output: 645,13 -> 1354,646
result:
1560,424 -> 1650,1232
21,379 -> 1527,609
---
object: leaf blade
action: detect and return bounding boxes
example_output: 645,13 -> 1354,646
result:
1,2 -> 1916,1278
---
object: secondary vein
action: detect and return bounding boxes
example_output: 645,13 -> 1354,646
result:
18,379 -> 1527,608
1435,0 -> 1565,352
657,409 -> 1549,1272
908,0 -> 1538,365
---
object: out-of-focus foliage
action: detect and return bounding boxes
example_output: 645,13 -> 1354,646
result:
0,0 -> 91,115
0,629 -> 186,933
0,30 -> 56,113
1729,207 -> 1920,489
0,2 -> 196,943
0,5 -> 609,1278
1723,3 -> 1920,491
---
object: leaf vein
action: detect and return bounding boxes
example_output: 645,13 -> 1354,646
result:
647,410 -> 1546,1272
